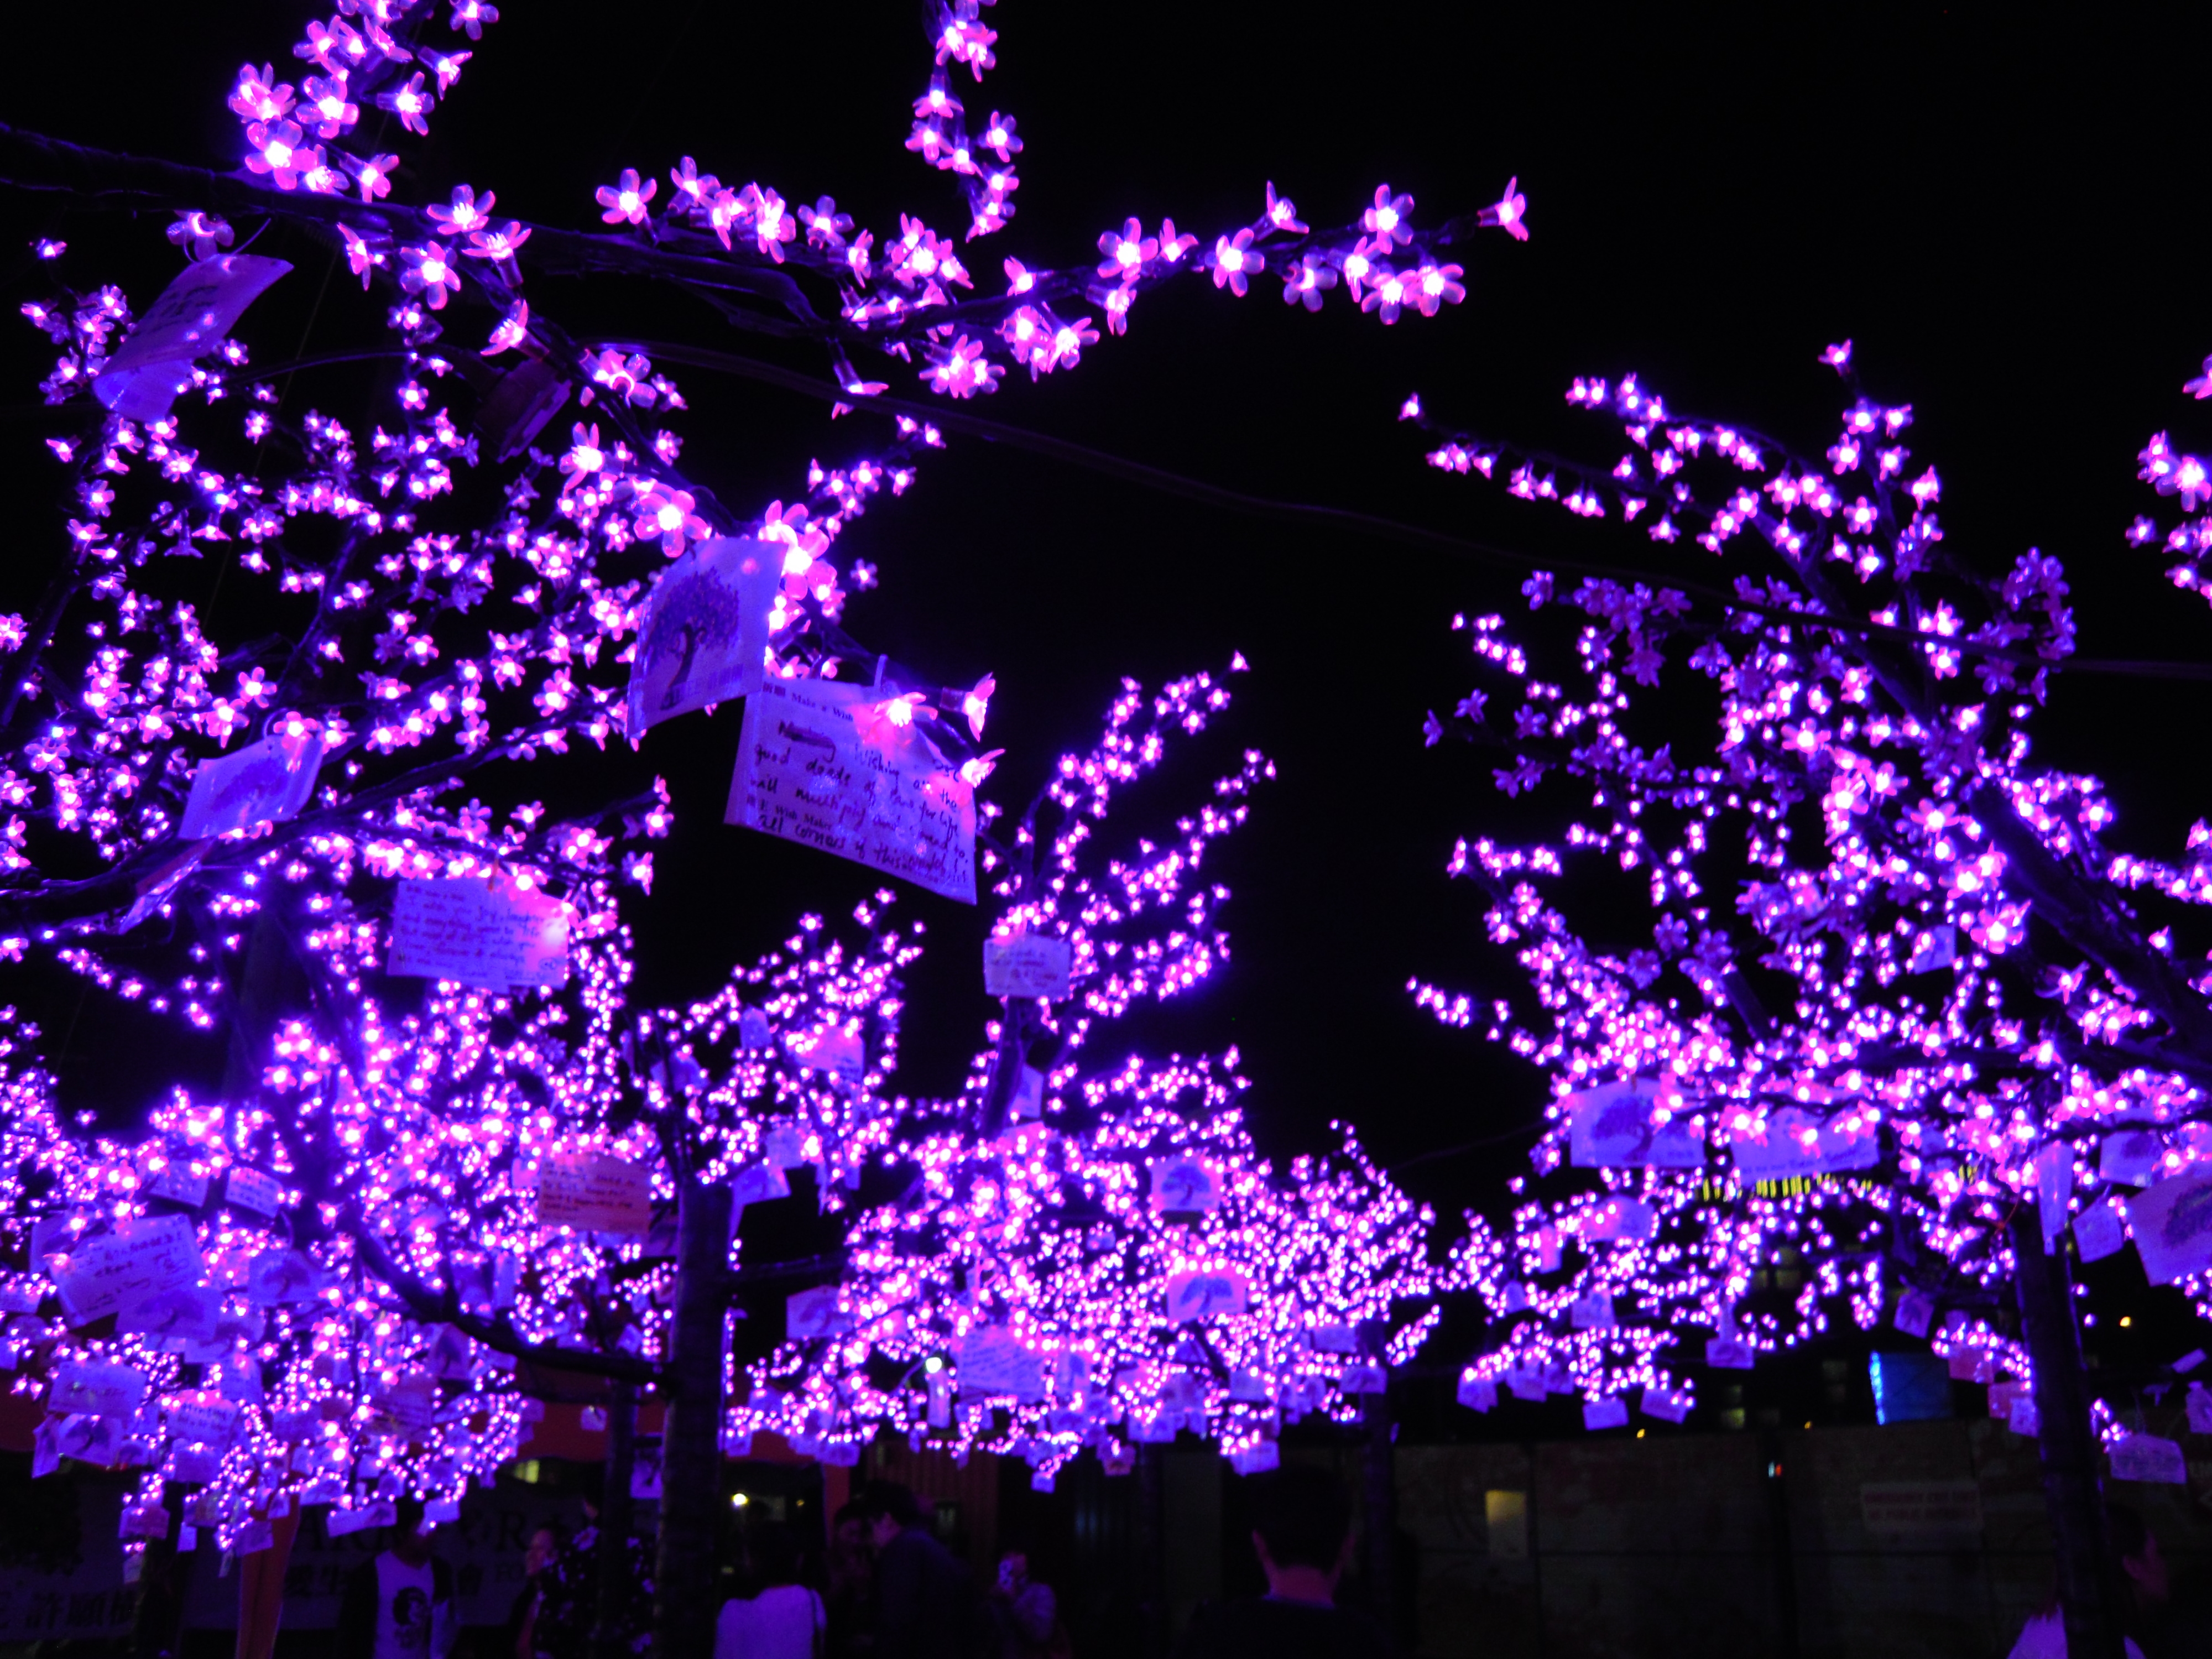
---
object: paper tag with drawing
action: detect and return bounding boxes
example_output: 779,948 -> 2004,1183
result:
2127,1167 -> 2212,1287
627,537 -> 780,738
178,727 -> 324,840
390,876 -> 570,992
726,676 -> 975,903
1567,1077 -> 1703,1168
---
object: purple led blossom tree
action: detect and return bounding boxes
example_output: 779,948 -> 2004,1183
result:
1407,347 -> 2212,1659
0,2 -> 1527,1652
731,669 -> 1436,1482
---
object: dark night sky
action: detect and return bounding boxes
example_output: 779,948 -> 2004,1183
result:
3,3 -> 2210,1234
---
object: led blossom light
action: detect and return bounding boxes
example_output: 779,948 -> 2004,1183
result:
1407,346 -> 2212,1434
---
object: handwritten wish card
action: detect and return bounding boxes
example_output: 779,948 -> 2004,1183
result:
50,1361 -> 148,1421
178,727 -> 323,841
628,537 -> 780,739
95,254 -> 291,421
789,1026 -> 864,1084
983,936 -> 1071,999
726,676 -> 975,904
536,1154 -> 653,1237
390,877 -> 570,993
55,1214 -> 206,1328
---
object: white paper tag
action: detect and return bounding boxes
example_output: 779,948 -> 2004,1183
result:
1566,1077 -> 1703,1168
55,1214 -> 207,1328
51,1361 -> 148,1421
1641,1385 -> 1692,1423
785,1286 -> 853,1339
1150,1157 -> 1222,1214
2111,1433 -> 2187,1484
1906,925 -> 1956,974
1583,1397 -> 1629,1431
390,877 -> 570,992
1166,1267 -> 1250,1321
535,1154 -> 653,1237
958,1326 -> 1045,1402
726,675 -> 976,904
95,254 -> 291,420
2101,1129 -> 2161,1188
1456,1374 -> 1499,1413
627,536 -> 780,738
2127,1168 -> 2212,1286
224,1168 -> 284,1218
983,936 -> 1072,999
179,728 -> 323,840
789,1026 -> 864,1083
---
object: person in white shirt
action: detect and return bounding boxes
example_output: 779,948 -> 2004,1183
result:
336,1496 -> 461,1659
2007,1501 -> 2167,1659
716,1522 -> 826,1659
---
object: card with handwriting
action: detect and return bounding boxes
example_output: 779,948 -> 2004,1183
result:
536,1154 -> 653,1237
726,675 -> 975,903
390,876 -> 570,992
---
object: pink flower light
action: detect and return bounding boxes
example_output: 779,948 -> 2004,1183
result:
1097,218 -> 1159,284
1364,184 -> 1416,248
597,169 -> 656,227
632,482 -> 709,556
1209,229 -> 1262,297
399,242 -> 461,309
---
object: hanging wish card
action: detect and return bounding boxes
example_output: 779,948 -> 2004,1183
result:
2111,1433 -> 2188,1484
224,1167 -> 284,1219
55,1214 -> 206,1328
95,254 -> 291,421
536,1154 -> 653,1237
1567,1078 -> 1703,1169
1906,925 -> 1957,974
726,675 -> 976,904
390,877 -> 570,993
178,727 -> 324,840
983,936 -> 1072,999
958,1326 -> 1045,1402
785,1287 -> 854,1340
2127,1167 -> 2212,1287
731,1162 -> 792,1209
1150,1157 -> 1222,1215
1583,1397 -> 1629,1431
2036,1141 -> 2074,1249
1457,1374 -> 1499,1414
1641,1385 -> 1692,1424
1583,1197 -> 1656,1243
118,1281 -> 222,1345
50,1361 -> 148,1422
2102,1129 -> 2162,1188
1166,1267 -> 1251,1321
627,537 -> 780,739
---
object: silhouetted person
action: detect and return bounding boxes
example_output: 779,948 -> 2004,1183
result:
826,1500 -> 878,1658
1173,1464 -> 1391,1659
718,1521 -> 827,1659
988,1539 -> 1062,1659
337,1496 -> 460,1659
507,1521 -> 567,1659
860,1480 -> 974,1659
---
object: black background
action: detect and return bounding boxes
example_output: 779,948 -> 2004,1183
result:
2,1 -> 2209,1281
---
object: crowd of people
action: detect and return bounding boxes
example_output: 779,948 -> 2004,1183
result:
471,1464 -> 1386,1659
307,1464 -> 2205,1659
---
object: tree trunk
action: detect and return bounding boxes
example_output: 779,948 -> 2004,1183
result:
1363,1388 -> 1396,1640
1136,1442 -> 1167,1659
593,1381 -> 637,1659
2009,1208 -> 2129,1659
653,1181 -> 734,1659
